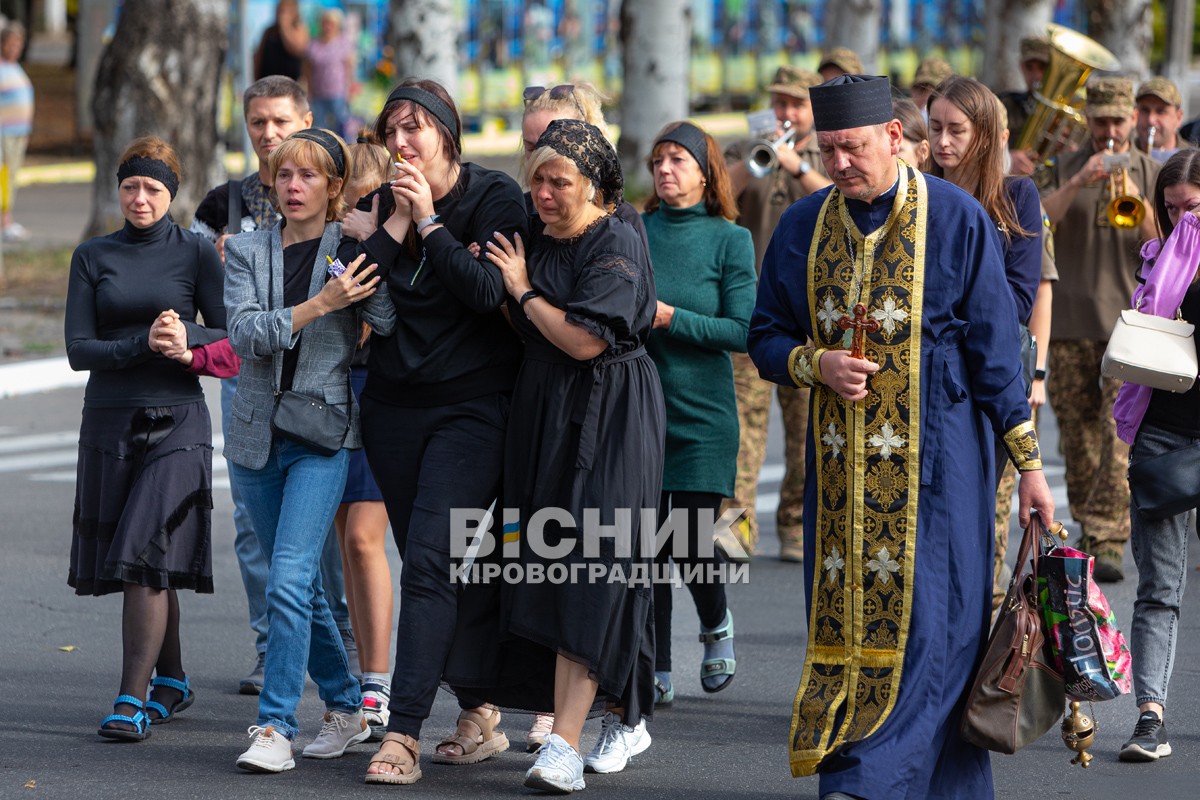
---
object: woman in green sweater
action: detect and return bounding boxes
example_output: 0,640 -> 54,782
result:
642,122 -> 756,703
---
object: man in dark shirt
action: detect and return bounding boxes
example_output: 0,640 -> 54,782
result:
193,76 -> 360,694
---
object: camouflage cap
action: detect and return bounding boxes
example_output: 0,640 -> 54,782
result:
766,65 -> 822,99
912,57 -> 953,89
818,47 -> 864,76
1019,35 -> 1051,64
1136,76 -> 1182,108
1085,76 -> 1135,118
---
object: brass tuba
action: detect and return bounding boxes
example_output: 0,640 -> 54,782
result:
1016,24 -> 1122,171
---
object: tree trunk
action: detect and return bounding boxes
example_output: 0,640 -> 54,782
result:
824,0 -> 882,74
1085,0 -> 1153,79
981,0 -> 1054,92
617,0 -> 690,197
86,0 -> 227,239
388,0 -> 459,97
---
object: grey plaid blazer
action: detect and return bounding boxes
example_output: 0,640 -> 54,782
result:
223,222 -> 395,469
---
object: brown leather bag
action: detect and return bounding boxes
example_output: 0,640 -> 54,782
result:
960,512 -> 1065,753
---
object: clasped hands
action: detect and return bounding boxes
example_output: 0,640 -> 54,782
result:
150,310 -> 193,366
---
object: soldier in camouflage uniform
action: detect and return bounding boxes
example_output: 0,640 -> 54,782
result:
1040,76 -> 1161,582
723,66 -> 831,560
1000,35 -> 1051,178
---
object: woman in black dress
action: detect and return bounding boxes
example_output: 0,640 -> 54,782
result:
66,136 -> 226,741
480,118 -> 665,792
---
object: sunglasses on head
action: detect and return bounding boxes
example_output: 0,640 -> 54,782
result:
524,84 -> 578,106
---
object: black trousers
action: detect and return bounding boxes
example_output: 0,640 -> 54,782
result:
653,490 -> 728,672
361,392 -> 507,738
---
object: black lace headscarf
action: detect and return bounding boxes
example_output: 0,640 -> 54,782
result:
534,118 -> 624,208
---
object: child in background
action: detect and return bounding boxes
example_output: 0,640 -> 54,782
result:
335,133 -> 395,740
0,21 -> 33,242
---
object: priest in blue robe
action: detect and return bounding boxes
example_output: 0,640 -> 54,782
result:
748,75 -> 1056,800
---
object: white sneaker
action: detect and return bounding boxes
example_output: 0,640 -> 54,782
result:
525,733 -> 586,793
527,713 -> 555,752
361,686 -> 391,741
583,712 -> 650,773
236,725 -> 295,773
301,709 -> 371,759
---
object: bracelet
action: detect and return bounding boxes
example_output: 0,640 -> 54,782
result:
518,290 -> 541,308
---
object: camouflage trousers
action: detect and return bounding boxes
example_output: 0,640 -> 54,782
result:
720,351 -> 809,554
1047,339 -> 1130,555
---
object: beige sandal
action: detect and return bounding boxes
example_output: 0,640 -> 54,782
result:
364,732 -> 422,785
431,705 -> 510,765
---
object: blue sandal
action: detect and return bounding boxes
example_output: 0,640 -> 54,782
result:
98,694 -> 151,741
699,610 -> 736,694
146,675 -> 194,724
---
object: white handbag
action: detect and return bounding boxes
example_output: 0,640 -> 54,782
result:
1101,308 -> 1197,392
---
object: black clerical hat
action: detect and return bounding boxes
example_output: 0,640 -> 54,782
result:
810,75 -> 895,132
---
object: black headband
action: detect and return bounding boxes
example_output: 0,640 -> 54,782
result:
116,156 -> 179,199
290,128 -> 347,179
385,86 -> 460,148
655,122 -> 709,179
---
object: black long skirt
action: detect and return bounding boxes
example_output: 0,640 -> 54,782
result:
447,350 -> 665,724
68,402 -> 214,596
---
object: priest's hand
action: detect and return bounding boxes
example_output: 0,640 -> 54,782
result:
1016,468 -> 1054,529
819,349 -> 879,402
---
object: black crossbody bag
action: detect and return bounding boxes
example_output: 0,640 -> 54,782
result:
266,252 -> 350,457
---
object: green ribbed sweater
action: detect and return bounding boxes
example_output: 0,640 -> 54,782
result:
643,202 -> 756,496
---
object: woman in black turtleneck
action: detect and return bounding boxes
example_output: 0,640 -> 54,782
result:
65,136 -> 227,741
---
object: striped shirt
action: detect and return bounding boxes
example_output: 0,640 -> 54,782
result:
0,62 -> 33,137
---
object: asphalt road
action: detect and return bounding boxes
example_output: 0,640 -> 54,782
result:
0,379 -> 1197,800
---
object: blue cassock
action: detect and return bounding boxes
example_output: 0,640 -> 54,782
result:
749,170 -> 1033,799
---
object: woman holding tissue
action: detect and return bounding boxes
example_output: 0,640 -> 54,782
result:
1113,149 -> 1200,763
337,80 -> 527,785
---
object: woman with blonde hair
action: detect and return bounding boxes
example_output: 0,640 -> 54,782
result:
224,128 -> 394,773
642,121 -> 755,705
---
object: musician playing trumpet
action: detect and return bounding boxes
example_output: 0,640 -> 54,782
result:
1038,76 -> 1161,584
720,66 -> 830,561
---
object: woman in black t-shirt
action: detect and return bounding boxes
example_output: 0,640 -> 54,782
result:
1113,149 -> 1200,763
340,80 -> 527,786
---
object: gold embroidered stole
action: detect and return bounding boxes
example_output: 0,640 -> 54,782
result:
789,163 -> 928,777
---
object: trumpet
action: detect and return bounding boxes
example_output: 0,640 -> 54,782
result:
747,122 -> 796,179
1105,138 -> 1146,229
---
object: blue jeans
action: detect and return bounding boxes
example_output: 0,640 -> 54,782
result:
229,439 -> 360,740
1129,423 -> 1197,708
221,377 -> 351,657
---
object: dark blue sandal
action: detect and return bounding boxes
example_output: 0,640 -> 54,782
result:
98,694 -> 151,741
146,675 -> 194,724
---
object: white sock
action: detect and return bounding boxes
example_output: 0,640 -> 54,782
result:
362,672 -> 391,695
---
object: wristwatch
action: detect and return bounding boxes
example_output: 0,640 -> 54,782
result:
1034,368 -> 1047,381
797,160 -> 812,176
416,214 -> 441,235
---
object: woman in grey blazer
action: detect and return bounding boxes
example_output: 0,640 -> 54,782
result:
222,129 -> 395,774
